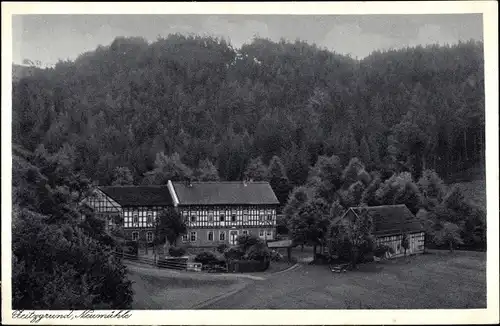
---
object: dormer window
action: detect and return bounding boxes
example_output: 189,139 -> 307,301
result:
208,214 -> 214,222
220,214 -> 225,222
231,214 -> 237,222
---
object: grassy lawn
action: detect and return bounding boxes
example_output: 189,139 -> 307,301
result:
125,247 -> 486,309
126,263 -> 248,309
338,250 -> 487,309
203,249 -> 486,309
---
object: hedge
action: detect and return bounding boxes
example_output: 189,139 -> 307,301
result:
169,246 -> 186,257
195,251 -> 226,266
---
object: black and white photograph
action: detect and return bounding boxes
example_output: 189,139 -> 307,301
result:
2,1 -> 499,325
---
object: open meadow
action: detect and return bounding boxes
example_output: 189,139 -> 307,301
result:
128,249 -> 486,309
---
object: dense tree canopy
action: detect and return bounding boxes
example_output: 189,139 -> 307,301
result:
13,35 -> 486,255
13,35 -> 484,190
11,34 -> 487,308
12,148 -> 133,309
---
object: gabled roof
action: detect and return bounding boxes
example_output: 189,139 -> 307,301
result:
82,188 -> 122,213
171,181 -> 280,206
338,204 -> 424,237
99,186 -> 174,207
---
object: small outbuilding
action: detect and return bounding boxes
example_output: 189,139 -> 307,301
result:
335,204 -> 425,258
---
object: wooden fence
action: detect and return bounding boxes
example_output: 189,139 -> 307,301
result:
115,251 -> 202,271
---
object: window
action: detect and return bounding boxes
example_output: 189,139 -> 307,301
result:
208,231 -> 214,241
219,231 -> 226,241
190,231 -> 197,242
132,214 -> 139,225
108,216 -> 113,226
259,214 -> 265,222
259,230 -> 264,237
242,230 -> 248,235
146,213 -> 153,225
182,234 -> 188,242
208,214 -> 214,222
146,231 -> 153,243
191,215 -> 197,222
220,214 -> 225,222
243,213 -> 249,223
231,214 -> 237,222
132,231 -> 139,241
266,230 -> 273,237
267,214 -> 272,221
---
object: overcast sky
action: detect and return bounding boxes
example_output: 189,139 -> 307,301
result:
12,14 -> 483,66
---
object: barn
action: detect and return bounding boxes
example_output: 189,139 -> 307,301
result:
335,204 -> 426,258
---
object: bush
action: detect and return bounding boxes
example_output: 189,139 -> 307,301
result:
124,241 -> 139,256
194,251 -> 226,270
330,238 -> 351,261
330,236 -> 378,264
359,251 -> 375,263
217,243 -> 228,253
13,210 -> 133,309
270,250 -> 284,262
224,246 -> 245,260
245,242 -> 270,261
236,234 -> 261,251
168,246 -> 186,257
194,251 -> 220,265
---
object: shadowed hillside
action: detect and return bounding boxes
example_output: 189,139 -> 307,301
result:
12,36 -> 484,188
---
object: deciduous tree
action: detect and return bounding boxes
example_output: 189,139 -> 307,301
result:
243,156 -> 268,181
329,207 -> 375,269
112,166 -> 134,186
288,197 -> 330,259
154,207 -> 187,247
195,158 -> 220,181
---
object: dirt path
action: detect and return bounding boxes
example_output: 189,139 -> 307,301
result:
126,260 -> 301,309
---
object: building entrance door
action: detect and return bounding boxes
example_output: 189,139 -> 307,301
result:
229,230 -> 239,246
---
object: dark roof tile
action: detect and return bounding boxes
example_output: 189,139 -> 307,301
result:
99,186 -> 174,207
348,205 -> 424,236
172,181 -> 279,205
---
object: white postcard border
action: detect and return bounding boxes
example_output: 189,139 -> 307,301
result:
2,2 -> 498,325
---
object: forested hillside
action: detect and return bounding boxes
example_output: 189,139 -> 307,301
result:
12,146 -> 133,309
11,35 -> 487,308
12,35 -> 485,188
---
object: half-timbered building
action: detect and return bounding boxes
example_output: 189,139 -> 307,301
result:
82,186 -> 174,243
83,181 -> 280,248
167,180 -> 280,248
332,204 -> 426,258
